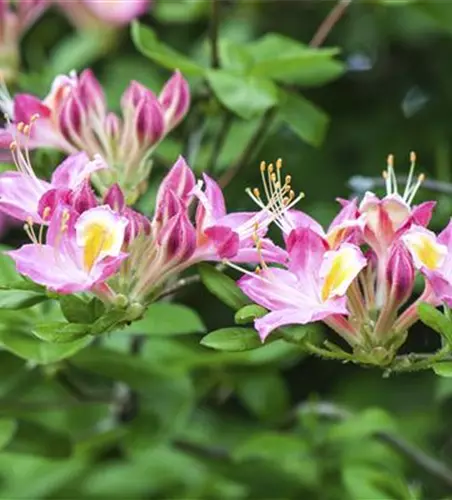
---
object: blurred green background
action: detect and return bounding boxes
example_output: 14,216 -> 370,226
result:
0,1 -> 452,498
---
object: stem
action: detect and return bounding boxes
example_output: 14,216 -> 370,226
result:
210,0 -> 221,69
309,0 -> 352,49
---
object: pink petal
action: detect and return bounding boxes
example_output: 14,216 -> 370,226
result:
51,152 -> 107,189
204,225 -> 239,259
14,94 -> 51,123
82,0 -> 150,25
286,227 -> 329,279
411,201 -> 436,227
0,172 -> 50,222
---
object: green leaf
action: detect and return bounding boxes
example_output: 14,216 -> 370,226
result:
201,327 -> 262,352
279,89 -> 329,147
198,264 -> 249,310
206,69 -> 278,119
59,295 -> 99,324
32,322 -> 91,343
279,325 -> 312,344
71,347 -> 166,390
433,362 -> 452,377
0,419 -> 17,449
131,22 -> 205,76
235,304 -> 267,325
0,290 -> 47,310
153,0 -> 209,23
342,466 -> 407,500
5,421 -> 71,459
418,303 -> 452,344
247,33 -> 344,86
0,329 -> 91,364
329,408 -> 397,441
90,309 -> 128,335
236,371 -> 290,422
123,303 -> 205,336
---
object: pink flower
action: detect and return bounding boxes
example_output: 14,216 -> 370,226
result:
56,0 -> 150,30
238,226 -> 366,341
7,204 -> 128,294
191,172 -> 286,264
1,69 -> 190,200
0,137 -> 107,223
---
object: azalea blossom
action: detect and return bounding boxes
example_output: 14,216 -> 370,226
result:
238,226 -> 366,342
56,0 -> 150,30
8,204 -> 128,295
0,0 -> 49,82
0,69 -> 190,201
0,121 -> 107,223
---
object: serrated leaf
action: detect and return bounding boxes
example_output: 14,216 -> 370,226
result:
235,304 -> 267,325
131,22 -> 205,76
418,303 -> 452,344
206,69 -> 278,119
32,322 -> 91,343
279,89 -> 329,147
123,303 -> 205,336
198,264 -> 249,310
201,327 -> 262,351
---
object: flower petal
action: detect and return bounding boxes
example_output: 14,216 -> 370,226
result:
51,152 -> 107,189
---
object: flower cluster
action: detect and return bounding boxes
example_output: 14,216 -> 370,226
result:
235,154 -> 448,364
0,0 -> 48,82
0,122 -> 285,313
0,69 -> 190,202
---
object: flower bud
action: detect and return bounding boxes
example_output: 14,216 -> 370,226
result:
158,212 -> 196,263
105,112 -> 121,140
156,156 -> 195,207
123,207 -> 151,244
155,188 -> 183,226
78,69 -> 106,117
134,95 -> 165,146
386,242 -> 415,308
81,0 -> 150,26
71,179 -> 98,214
59,92 -> 85,143
104,183 -> 125,212
159,70 -> 190,131
121,80 -> 156,111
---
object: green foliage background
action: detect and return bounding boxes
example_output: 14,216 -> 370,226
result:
0,1 -> 452,498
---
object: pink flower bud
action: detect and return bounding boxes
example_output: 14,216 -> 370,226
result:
104,183 -> 125,213
105,112 -> 121,139
78,69 -> 106,117
123,207 -> 151,244
134,95 -> 165,146
386,242 -> 415,308
159,70 -> 190,131
121,80 -> 156,111
81,0 -> 150,26
158,212 -> 196,263
156,156 -> 195,207
59,92 -> 86,143
155,188 -> 183,226
71,179 -> 98,214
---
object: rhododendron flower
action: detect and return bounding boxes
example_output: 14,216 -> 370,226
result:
56,0 -> 150,30
238,226 -> 366,342
8,204 -> 128,295
0,0 -> 49,82
0,126 -> 107,223
0,69 -> 190,201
